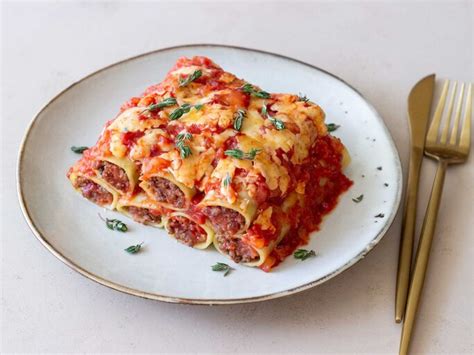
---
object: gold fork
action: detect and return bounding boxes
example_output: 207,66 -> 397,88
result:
399,80 -> 472,355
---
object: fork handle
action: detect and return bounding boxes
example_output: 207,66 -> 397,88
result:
399,160 -> 447,355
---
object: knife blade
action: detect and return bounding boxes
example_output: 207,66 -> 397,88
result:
395,74 -> 435,323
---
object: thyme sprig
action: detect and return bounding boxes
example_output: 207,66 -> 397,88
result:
224,148 -> 261,160
211,262 -> 234,276
179,70 -> 202,87
169,103 -> 203,120
233,109 -> 246,131
241,83 -> 270,99
124,242 -> 144,254
222,173 -> 232,188
99,214 -> 128,232
297,93 -> 310,103
261,105 -> 285,130
141,97 -> 177,114
326,123 -> 340,132
71,146 -> 88,154
175,131 -> 192,158
294,249 -> 316,261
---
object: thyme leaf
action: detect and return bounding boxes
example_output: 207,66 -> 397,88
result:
175,132 -> 192,159
297,93 -> 310,102
71,146 -> 88,154
124,242 -> 143,254
169,104 -> 192,120
224,148 -> 261,160
99,214 -> 128,232
326,123 -> 340,132
179,70 -> 202,87
294,249 -> 316,261
211,262 -> 234,276
222,173 -> 232,188
141,97 -> 177,113
261,105 -> 285,130
169,103 -> 203,120
241,83 -> 270,99
233,109 -> 246,131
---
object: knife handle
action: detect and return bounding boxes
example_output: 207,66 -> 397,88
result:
395,147 -> 424,322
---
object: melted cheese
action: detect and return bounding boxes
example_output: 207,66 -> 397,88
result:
235,135 -> 290,193
155,149 -> 215,188
130,129 -> 173,160
108,107 -> 165,133
253,207 -> 275,232
109,132 -> 127,158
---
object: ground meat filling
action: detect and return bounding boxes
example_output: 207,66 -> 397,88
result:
75,176 -> 113,206
95,161 -> 129,192
203,206 -> 245,235
167,216 -> 207,246
127,206 -> 162,225
215,234 -> 259,263
148,177 -> 186,208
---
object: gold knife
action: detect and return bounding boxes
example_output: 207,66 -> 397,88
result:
395,74 -> 435,323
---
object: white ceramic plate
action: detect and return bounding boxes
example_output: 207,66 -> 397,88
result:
18,44 -> 402,304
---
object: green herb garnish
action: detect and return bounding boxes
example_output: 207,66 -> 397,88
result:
261,105 -> 285,130
169,104 -> 192,120
176,132 -> 192,142
294,249 -> 316,261
297,93 -> 310,102
241,83 -> 270,99
179,69 -> 202,87
124,242 -> 144,254
326,123 -> 340,132
99,214 -> 128,232
233,109 -> 246,131
224,148 -> 261,160
211,262 -> 234,276
222,173 -> 232,188
141,97 -> 177,113
169,103 -> 203,120
71,146 -> 88,154
352,194 -> 364,203
175,132 -> 192,158
375,213 -> 385,218
177,145 -> 192,158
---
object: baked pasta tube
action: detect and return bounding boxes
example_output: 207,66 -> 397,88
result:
68,152 -> 120,209
164,212 -> 214,249
117,192 -> 166,228
67,55 -> 352,271
213,192 -> 302,266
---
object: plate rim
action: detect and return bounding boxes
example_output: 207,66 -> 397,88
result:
17,43 -> 403,305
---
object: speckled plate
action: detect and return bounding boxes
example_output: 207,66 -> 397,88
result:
17,44 -> 402,304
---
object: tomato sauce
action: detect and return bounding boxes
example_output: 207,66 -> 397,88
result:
122,131 -> 145,149
260,135 -> 352,271
119,97 -> 140,113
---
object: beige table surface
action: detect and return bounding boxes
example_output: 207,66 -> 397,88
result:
1,1 -> 473,353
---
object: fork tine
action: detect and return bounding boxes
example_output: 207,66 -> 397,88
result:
459,83 -> 472,151
427,80 -> 450,143
449,83 -> 465,145
440,82 -> 458,144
